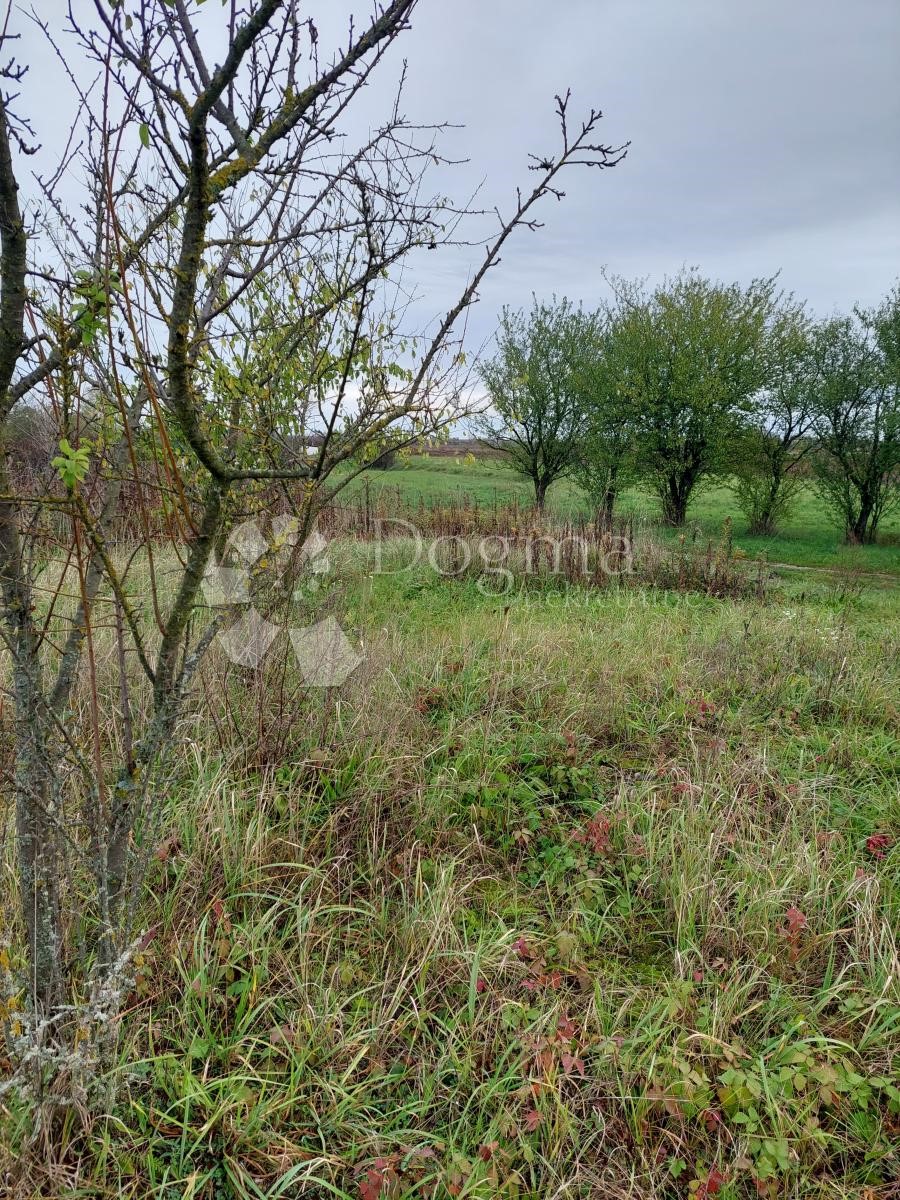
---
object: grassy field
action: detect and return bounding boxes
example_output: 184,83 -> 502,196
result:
3,531 -> 898,1198
342,456 -> 900,575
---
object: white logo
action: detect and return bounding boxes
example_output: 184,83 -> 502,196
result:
202,517 -> 362,685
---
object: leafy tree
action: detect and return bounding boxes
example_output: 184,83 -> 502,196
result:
811,292 -> 900,544
366,448 -> 399,470
732,302 -> 817,535
607,270 -> 778,525
479,298 -> 595,509
572,313 -> 640,523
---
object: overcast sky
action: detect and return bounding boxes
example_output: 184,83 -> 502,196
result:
392,0 -> 900,340
18,0 -> 900,349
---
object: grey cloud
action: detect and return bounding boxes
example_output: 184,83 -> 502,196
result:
19,0 -> 900,344
391,0 -> 900,333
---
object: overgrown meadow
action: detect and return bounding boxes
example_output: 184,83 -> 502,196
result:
340,456 -> 900,573
2,472 -> 897,1199
0,3 -> 896,1197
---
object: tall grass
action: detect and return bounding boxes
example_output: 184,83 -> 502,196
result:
1,542 -> 898,1197
339,456 -> 900,575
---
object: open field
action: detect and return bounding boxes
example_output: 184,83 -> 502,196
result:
3,536 -> 898,1198
2,5 -> 899,1200
342,456 -> 900,576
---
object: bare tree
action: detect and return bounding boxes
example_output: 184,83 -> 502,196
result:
0,0 -> 625,1098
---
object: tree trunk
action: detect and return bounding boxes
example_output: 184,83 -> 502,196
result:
0,438 -> 65,1013
661,475 -> 691,526
749,477 -> 781,536
850,499 -> 877,545
14,716 -> 63,1014
3,548 -> 63,1011
534,476 -> 548,511
601,486 -> 616,528
0,97 -> 66,1013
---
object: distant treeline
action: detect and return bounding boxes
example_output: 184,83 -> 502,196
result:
476,272 -> 900,544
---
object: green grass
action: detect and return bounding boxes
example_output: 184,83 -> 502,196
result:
343,456 -> 900,575
616,483 -> 900,575
4,543 -> 897,1198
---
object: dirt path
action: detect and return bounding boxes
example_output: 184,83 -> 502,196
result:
764,559 -> 900,585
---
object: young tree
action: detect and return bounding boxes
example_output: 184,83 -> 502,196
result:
0,2 -> 625,1087
572,312 -> 640,524
607,270 -> 778,525
732,303 -> 818,535
479,297 -> 596,509
811,294 -> 900,544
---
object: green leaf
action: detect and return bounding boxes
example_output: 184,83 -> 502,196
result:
139,122 -> 150,148
52,438 -> 92,489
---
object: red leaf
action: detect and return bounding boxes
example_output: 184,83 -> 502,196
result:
155,834 -> 180,862
523,1107 -> 542,1132
137,925 -> 158,952
358,1158 -> 400,1200
699,1166 -> 726,1197
478,1141 -> 498,1161
866,834 -> 892,859
785,905 -> 807,932
513,936 -> 533,960
358,1170 -> 383,1200
537,1047 -> 555,1074
709,1166 -> 726,1193
561,1053 -> 586,1077
211,899 -> 231,933
573,813 -> 612,856
557,1013 -> 577,1040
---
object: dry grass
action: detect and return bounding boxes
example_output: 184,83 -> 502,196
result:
1,540 -> 898,1198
